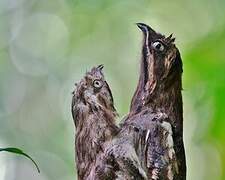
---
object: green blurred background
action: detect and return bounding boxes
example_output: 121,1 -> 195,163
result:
0,0 -> 225,179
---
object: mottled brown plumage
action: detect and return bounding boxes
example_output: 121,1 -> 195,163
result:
124,23 -> 186,179
71,23 -> 186,180
71,65 -> 119,180
92,22 -> 185,180
90,123 -> 148,180
72,66 -> 147,180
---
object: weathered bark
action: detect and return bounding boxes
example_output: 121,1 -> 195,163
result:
71,23 -> 186,180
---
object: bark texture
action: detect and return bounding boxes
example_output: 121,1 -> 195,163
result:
71,23 -> 186,180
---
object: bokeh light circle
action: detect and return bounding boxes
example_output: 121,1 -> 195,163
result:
10,13 -> 69,76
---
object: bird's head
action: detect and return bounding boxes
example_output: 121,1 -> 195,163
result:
130,23 -> 183,111
137,23 -> 182,93
72,65 -> 117,127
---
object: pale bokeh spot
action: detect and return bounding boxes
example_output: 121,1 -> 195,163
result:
10,13 -> 69,76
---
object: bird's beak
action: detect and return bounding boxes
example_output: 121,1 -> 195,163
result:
136,23 -> 149,34
136,23 -> 156,38
136,23 -> 157,57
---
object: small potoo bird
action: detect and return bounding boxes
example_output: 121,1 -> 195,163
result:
71,65 -> 119,180
122,23 -> 186,180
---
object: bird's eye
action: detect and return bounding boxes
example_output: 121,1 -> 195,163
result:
93,80 -> 103,89
152,41 -> 165,52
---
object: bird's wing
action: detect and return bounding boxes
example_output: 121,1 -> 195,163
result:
127,112 -> 178,180
71,94 -> 77,123
91,132 -> 148,180
71,94 -> 89,128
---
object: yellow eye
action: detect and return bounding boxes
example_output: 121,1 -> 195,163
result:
152,41 -> 165,52
93,79 -> 103,89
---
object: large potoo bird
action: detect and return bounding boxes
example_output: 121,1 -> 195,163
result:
71,65 -> 119,180
122,23 -> 186,179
